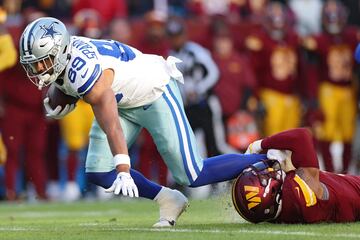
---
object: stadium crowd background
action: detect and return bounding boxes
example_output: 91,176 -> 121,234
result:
0,0 -> 360,202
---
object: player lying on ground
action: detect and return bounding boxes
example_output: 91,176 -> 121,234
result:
19,17 -> 265,227
233,128 -> 360,223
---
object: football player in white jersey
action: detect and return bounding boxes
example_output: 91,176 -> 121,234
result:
19,17 -> 266,227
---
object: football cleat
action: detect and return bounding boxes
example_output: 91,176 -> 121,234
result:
62,181 -> 81,202
46,181 -> 61,201
152,219 -> 176,228
153,187 -> 189,227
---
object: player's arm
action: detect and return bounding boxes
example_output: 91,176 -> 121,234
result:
261,128 -> 319,168
83,68 -> 138,197
83,69 -> 127,170
259,128 -> 325,199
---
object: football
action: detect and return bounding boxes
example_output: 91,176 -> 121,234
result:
46,84 -> 79,109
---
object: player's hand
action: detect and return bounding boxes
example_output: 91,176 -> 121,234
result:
105,172 -> 139,197
0,133 -> 7,165
267,149 -> 286,164
43,97 -> 75,119
245,140 -> 262,154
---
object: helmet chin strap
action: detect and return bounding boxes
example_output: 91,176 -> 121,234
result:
38,73 -> 57,90
38,83 -> 44,90
38,74 -> 49,90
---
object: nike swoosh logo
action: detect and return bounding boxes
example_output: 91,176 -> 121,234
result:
143,104 -> 152,110
81,69 -> 89,78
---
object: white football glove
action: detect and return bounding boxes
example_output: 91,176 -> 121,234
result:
267,149 -> 287,164
105,172 -> 139,197
43,97 -> 76,119
267,149 -> 295,172
245,140 -> 263,154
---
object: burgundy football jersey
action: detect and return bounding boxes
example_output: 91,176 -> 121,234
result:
262,128 -> 360,223
245,29 -> 302,95
312,27 -> 358,86
275,171 -> 360,223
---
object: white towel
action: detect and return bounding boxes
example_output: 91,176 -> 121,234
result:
165,56 -> 184,84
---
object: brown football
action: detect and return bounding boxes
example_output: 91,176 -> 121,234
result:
46,84 -> 79,109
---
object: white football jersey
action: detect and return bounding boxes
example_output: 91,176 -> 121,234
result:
54,36 -> 182,108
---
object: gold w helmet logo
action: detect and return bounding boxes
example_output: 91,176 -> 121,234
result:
244,185 -> 261,210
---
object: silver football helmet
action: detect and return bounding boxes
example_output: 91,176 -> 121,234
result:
19,17 -> 71,90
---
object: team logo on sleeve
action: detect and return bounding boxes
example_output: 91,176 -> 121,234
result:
81,69 -> 88,78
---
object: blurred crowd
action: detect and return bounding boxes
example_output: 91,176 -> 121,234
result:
0,0 -> 360,202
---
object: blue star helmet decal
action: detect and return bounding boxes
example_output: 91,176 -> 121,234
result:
40,22 -> 60,39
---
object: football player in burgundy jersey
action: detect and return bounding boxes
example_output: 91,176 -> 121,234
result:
244,2 -> 305,137
233,128 -> 360,223
303,0 -> 359,173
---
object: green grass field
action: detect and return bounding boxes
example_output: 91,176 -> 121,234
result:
1,195 -> 360,240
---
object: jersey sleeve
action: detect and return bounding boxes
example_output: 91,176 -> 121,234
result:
76,61 -> 102,96
65,48 -> 103,98
261,128 -> 319,169
279,172 -> 330,223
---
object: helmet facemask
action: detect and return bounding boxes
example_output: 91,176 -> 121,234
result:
252,160 -> 284,188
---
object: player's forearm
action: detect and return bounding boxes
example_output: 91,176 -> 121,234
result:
91,89 -> 128,156
261,128 -> 319,168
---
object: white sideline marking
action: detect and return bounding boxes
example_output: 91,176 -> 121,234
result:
1,225 -> 360,239
4,210 -> 122,218
108,227 -> 360,239
0,227 -> 36,231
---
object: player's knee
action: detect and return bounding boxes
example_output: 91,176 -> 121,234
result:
89,124 -> 107,140
172,175 -> 190,186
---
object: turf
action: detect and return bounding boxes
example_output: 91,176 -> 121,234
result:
0,196 -> 359,240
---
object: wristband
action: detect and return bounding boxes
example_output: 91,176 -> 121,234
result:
113,154 -> 131,167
